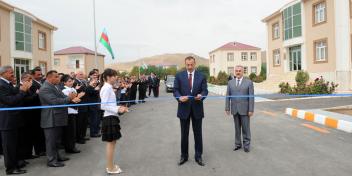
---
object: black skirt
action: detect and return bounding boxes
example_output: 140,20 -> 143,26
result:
101,115 -> 122,142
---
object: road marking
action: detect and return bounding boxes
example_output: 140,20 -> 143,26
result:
260,110 -> 278,117
301,123 -> 330,134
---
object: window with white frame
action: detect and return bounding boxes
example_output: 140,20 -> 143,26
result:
54,58 -> 60,66
39,62 -> 47,74
227,53 -> 234,62
251,67 -> 257,74
227,67 -> 234,75
314,1 -> 326,24
315,39 -> 327,62
244,66 -> 248,75
273,22 -> 280,39
38,32 -> 46,49
241,52 -> 248,61
250,52 -> 257,61
273,49 -> 281,66
15,12 -> 32,52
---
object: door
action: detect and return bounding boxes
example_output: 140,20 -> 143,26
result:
14,58 -> 30,83
289,45 -> 302,71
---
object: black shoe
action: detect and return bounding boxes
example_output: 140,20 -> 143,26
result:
233,146 -> 242,151
178,157 -> 188,166
244,148 -> 250,153
58,157 -> 70,162
47,162 -> 65,167
37,152 -> 46,156
195,158 -> 205,166
27,155 -> 39,159
66,148 -> 81,154
90,134 -> 101,138
17,160 -> 27,169
84,137 -> 90,141
6,169 -> 26,175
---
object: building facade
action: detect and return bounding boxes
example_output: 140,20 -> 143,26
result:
0,0 -> 57,79
209,42 -> 262,77
263,0 -> 352,91
53,46 -> 105,74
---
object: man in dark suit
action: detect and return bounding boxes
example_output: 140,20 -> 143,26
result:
138,75 -> 148,103
0,65 -> 31,175
73,71 -> 89,144
148,73 -> 160,98
39,70 -> 81,167
28,67 -> 46,157
225,65 -> 254,153
86,71 -> 101,138
173,56 -> 208,166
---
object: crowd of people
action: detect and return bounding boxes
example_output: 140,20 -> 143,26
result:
0,65 -> 160,175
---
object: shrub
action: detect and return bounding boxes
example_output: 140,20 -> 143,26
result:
249,73 -> 257,81
216,71 -> 229,85
279,82 -> 292,94
295,71 -> 309,86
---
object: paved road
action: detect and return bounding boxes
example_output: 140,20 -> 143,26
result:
1,85 -> 352,176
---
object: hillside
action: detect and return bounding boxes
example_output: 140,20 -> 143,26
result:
108,53 -> 209,72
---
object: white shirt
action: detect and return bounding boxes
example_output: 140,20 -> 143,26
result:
100,82 -> 120,117
235,77 -> 243,87
62,86 -> 78,114
187,70 -> 195,92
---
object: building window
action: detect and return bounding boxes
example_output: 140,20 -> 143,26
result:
213,68 -> 215,76
54,58 -> 60,66
244,66 -> 248,75
273,49 -> 281,66
314,1 -> 326,25
314,39 -> 328,62
227,53 -> 234,62
272,22 -> 280,40
241,52 -> 248,61
227,67 -> 234,75
283,3 -> 302,40
250,52 -> 257,61
38,31 -> 46,50
15,12 -> 32,52
251,67 -> 257,74
76,60 -> 80,69
39,62 -> 47,74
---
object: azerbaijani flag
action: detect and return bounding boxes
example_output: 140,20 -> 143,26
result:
100,29 -> 115,59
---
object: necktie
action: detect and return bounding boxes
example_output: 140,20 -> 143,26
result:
188,73 -> 192,91
236,79 -> 240,87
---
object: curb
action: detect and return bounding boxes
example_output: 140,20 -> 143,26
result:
285,108 -> 352,133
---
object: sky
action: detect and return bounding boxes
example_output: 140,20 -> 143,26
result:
4,0 -> 289,63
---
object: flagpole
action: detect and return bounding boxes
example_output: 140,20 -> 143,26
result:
93,0 -> 98,69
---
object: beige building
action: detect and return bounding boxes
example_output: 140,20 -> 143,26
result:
209,42 -> 262,77
263,0 -> 352,91
53,46 -> 105,75
0,0 -> 57,79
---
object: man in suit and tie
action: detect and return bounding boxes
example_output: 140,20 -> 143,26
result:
39,70 -> 82,167
174,56 -> 208,166
73,71 -> 89,144
0,66 -> 31,175
148,72 -> 160,98
225,65 -> 254,153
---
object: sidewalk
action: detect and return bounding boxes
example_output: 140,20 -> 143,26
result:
285,108 -> 352,133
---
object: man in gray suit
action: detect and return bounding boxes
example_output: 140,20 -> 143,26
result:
39,70 -> 82,167
225,65 -> 254,153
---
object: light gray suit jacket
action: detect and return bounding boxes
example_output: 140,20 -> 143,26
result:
225,78 -> 254,116
39,81 -> 70,129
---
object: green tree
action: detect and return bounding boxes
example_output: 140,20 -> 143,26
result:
197,65 -> 210,80
216,71 -> 228,85
130,66 -> 140,76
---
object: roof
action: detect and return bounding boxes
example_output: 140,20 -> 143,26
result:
0,0 -> 57,30
262,10 -> 281,23
54,46 -> 105,57
210,42 -> 261,54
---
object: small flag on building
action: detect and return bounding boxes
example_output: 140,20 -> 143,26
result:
100,29 -> 115,59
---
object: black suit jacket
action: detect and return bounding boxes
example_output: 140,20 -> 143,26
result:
73,79 -> 88,112
0,79 -> 27,130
